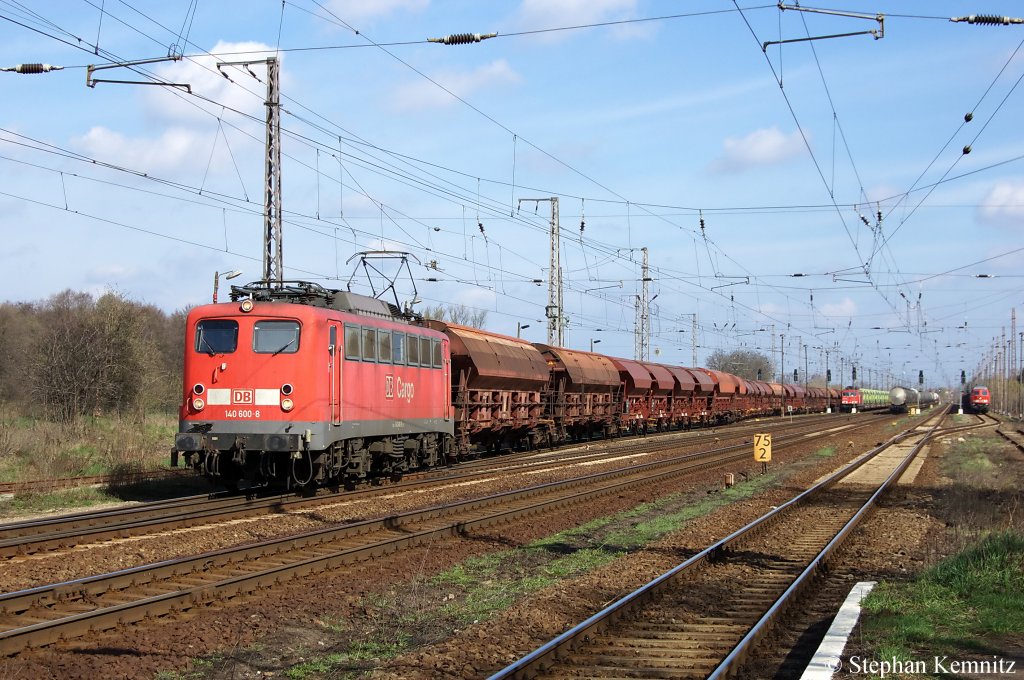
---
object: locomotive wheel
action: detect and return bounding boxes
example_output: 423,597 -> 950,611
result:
390,470 -> 403,483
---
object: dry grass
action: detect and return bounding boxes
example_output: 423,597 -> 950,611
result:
0,401 -> 176,483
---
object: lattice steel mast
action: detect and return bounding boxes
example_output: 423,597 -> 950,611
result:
519,197 -> 564,346
217,57 -> 283,286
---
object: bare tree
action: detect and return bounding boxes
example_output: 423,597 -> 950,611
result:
0,302 -> 40,403
30,291 -> 149,423
0,290 -> 187,427
706,349 -> 774,382
420,303 -> 487,329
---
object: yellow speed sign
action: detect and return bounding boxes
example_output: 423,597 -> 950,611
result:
754,433 -> 772,462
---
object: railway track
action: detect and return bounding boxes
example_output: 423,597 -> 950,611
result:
996,425 -> 1024,452
0,413 -> 882,655
0,468 -> 191,496
490,408 -> 993,679
0,412 -> 863,559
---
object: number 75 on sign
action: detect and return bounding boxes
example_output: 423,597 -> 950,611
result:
753,433 -> 772,462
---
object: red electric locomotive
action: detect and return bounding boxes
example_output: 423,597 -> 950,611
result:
968,386 -> 990,413
173,281 -> 453,490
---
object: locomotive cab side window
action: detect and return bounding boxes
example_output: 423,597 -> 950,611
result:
432,338 -> 443,368
420,337 -> 432,368
344,325 -> 361,360
361,328 -> 377,362
393,332 -> 406,365
195,319 -> 239,355
377,330 -> 393,363
407,334 -> 420,365
253,320 -> 300,354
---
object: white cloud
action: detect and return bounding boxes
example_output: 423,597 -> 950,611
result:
88,264 -> 139,279
324,0 -> 428,24
709,127 -> 804,174
389,60 -> 521,111
144,41 -> 280,125
978,180 -> 1024,226
455,285 -> 495,310
67,41 -> 280,180
820,298 -> 858,318
72,126 -> 212,175
512,0 -> 644,42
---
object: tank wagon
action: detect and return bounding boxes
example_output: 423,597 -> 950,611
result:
889,386 -> 940,413
174,280 -> 842,490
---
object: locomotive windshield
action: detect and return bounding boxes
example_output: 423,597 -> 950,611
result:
254,320 -> 301,354
195,320 -> 238,355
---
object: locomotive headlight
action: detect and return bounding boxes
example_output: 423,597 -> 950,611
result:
281,397 -> 294,412
192,397 -> 205,411
192,383 -> 205,395
240,299 -> 254,313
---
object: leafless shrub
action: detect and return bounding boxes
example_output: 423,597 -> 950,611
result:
421,303 -> 488,329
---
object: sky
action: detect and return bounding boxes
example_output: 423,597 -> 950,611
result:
2,1 -> 1023,390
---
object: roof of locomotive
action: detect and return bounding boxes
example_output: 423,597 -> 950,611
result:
228,280 -> 407,321
186,298 -> 446,332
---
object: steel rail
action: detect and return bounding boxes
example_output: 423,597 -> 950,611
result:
997,428 -> 1024,452
488,407 -> 952,680
0,469 -> 190,496
0,414 -> 857,557
705,413 -> 951,678
0,417 -> 873,655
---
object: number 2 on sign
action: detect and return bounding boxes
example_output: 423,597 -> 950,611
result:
754,433 -> 772,462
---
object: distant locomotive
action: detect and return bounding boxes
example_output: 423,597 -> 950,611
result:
967,386 -> 990,413
173,280 -> 843,491
839,387 -> 888,412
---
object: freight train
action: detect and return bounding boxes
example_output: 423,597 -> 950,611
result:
888,386 -> 940,413
839,387 -> 889,412
173,281 -> 841,491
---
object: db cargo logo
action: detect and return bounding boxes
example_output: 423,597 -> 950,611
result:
384,375 -> 414,402
232,389 -> 254,405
